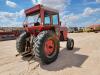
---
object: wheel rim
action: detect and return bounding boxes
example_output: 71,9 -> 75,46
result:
44,39 -> 55,56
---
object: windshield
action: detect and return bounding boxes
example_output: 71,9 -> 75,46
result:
23,13 -> 41,26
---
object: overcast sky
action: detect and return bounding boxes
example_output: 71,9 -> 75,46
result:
0,0 -> 100,27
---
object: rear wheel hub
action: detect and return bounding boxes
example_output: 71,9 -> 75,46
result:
44,39 -> 55,56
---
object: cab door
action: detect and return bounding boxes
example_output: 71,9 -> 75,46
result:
52,14 -> 60,39
43,11 -> 60,39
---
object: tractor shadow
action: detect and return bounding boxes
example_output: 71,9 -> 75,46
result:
40,47 -> 88,71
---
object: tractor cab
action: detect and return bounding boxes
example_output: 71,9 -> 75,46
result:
23,4 -> 60,33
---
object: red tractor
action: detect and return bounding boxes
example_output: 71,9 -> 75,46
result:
16,4 -> 74,64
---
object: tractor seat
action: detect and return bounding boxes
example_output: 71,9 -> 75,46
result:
34,22 -> 40,26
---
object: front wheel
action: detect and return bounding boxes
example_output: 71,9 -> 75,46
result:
66,38 -> 74,50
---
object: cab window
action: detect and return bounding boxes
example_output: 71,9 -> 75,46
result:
44,13 -> 50,25
44,16 -> 50,25
52,15 -> 58,25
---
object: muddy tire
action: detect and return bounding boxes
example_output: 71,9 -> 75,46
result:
33,31 -> 60,64
16,32 -> 30,56
67,38 -> 74,50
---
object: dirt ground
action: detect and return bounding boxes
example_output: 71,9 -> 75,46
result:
0,33 -> 100,75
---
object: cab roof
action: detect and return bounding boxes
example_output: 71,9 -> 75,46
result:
25,4 -> 59,16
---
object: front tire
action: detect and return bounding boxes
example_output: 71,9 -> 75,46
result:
67,38 -> 74,50
33,31 -> 60,64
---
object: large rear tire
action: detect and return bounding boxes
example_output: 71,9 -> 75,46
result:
33,31 -> 60,64
16,32 -> 31,56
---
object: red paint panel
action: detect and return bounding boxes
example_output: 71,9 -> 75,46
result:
25,4 -> 41,16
